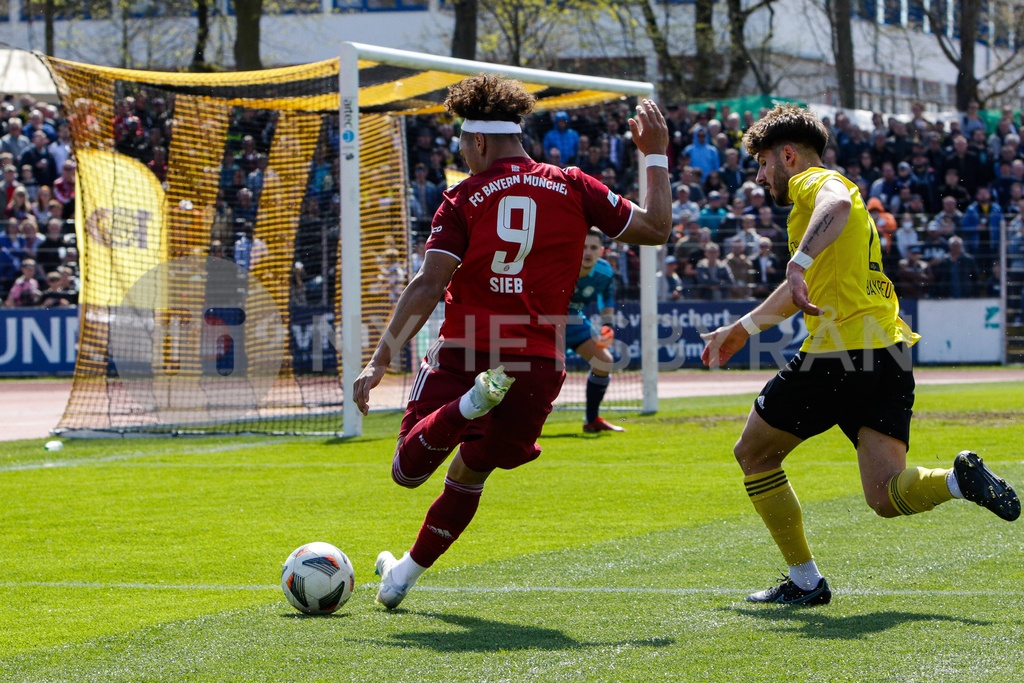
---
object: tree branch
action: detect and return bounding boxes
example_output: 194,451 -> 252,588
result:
923,6 -> 960,65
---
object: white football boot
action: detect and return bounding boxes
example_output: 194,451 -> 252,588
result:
462,365 -> 515,419
375,551 -> 411,609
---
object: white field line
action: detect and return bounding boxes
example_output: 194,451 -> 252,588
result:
0,581 -> 277,591
2,581 -> 1022,598
7,457 -> 1022,473
4,461 -> 377,471
392,585 -> 1024,597
0,441 -> 278,473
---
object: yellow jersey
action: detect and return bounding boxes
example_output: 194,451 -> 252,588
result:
786,167 -> 920,353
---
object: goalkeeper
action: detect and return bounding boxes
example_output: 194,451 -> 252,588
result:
566,227 -> 625,433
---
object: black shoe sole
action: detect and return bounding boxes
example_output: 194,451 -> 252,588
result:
954,451 -> 1021,522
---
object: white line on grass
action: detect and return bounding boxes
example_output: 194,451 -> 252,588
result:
0,441 -> 278,473
3,581 -> 1023,598
0,581 -> 277,591
408,585 -> 1024,597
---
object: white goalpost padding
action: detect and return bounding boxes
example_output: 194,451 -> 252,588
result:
339,42 -> 660,437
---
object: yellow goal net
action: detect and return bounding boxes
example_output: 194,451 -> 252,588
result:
45,57 -> 407,435
42,45 -> 656,437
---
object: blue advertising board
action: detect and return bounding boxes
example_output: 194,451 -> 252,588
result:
568,298 -> 919,371
289,305 -> 340,374
0,298 -> 924,377
0,308 -> 79,375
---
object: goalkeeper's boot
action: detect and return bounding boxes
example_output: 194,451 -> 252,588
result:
583,416 -> 625,433
375,551 -> 411,610
747,577 -> 831,606
953,450 -> 1021,521
465,365 -> 515,417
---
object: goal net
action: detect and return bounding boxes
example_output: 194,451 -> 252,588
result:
43,45 -> 658,437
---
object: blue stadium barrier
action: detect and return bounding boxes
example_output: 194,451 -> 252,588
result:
0,308 -> 79,375
570,299 -> 919,371
0,297 -> 924,378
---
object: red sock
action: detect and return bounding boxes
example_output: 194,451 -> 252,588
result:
393,401 -> 469,487
408,477 -> 483,568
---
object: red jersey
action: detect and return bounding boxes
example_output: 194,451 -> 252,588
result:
425,156 -> 634,360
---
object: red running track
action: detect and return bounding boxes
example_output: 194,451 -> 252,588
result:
3,368 -> 1023,442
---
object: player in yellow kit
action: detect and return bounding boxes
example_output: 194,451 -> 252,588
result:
700,104 -> 1020,605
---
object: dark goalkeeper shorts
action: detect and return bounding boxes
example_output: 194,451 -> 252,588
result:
753,343 -> 915,449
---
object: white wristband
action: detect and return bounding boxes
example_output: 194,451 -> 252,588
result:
790,251 -> 814,269
739,313 -> 760,335
645,154 -> 669,169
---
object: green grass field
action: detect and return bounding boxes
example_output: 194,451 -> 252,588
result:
1,381 -> 1022,682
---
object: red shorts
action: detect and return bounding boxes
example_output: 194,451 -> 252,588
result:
399,344 -> 566,471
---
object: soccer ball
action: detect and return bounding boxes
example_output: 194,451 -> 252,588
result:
281,542 -> 355,615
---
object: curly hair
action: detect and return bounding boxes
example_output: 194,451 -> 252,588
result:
742,104 -> 829,159
444,74 -> 536,125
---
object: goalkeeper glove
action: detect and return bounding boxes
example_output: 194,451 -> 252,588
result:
596,324 -> 614,349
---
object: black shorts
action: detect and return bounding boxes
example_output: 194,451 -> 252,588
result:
754,344 -> 915,449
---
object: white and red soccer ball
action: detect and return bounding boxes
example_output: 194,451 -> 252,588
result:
281,542 -> 355,615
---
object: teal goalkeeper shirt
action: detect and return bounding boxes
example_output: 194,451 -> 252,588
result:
569,258 -> 615,320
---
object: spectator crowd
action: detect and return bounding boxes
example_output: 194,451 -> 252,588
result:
0,94 -> 79,308
5,87 -> 1023,326
1,88 -> 343,309
403,98 -> 1024,318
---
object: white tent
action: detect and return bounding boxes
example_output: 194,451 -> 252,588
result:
0,49 -> 58,100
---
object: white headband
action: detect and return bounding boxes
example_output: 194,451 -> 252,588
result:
461,119 -> 522,134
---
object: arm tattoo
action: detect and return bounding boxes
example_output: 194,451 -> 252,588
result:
801,214 -> 835,253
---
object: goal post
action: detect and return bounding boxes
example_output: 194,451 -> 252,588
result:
338,42 -> 660,436
339,43 -> 363,439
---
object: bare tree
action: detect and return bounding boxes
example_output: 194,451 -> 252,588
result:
479,0 -> 555,67
34,0 -> 79,57
724,0 -> 780,95
923,0 -> 1024,109
826,0 -> 856,108
633,0 -> 780,101
634,0 -> 680,95
120,0 -> 131,67
44,0 -> 56,56
451,0 -> 479,60
693,0 -> 716,92
234,0 -> 263,70
35,1 -> 218,68
477,0 -> 611,68
191,0 -> 211,71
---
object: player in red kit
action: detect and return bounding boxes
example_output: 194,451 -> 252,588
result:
352,74 -> 672,609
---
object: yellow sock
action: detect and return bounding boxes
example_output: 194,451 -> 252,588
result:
744,468 -> 813,566
887,467 -> 954,515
